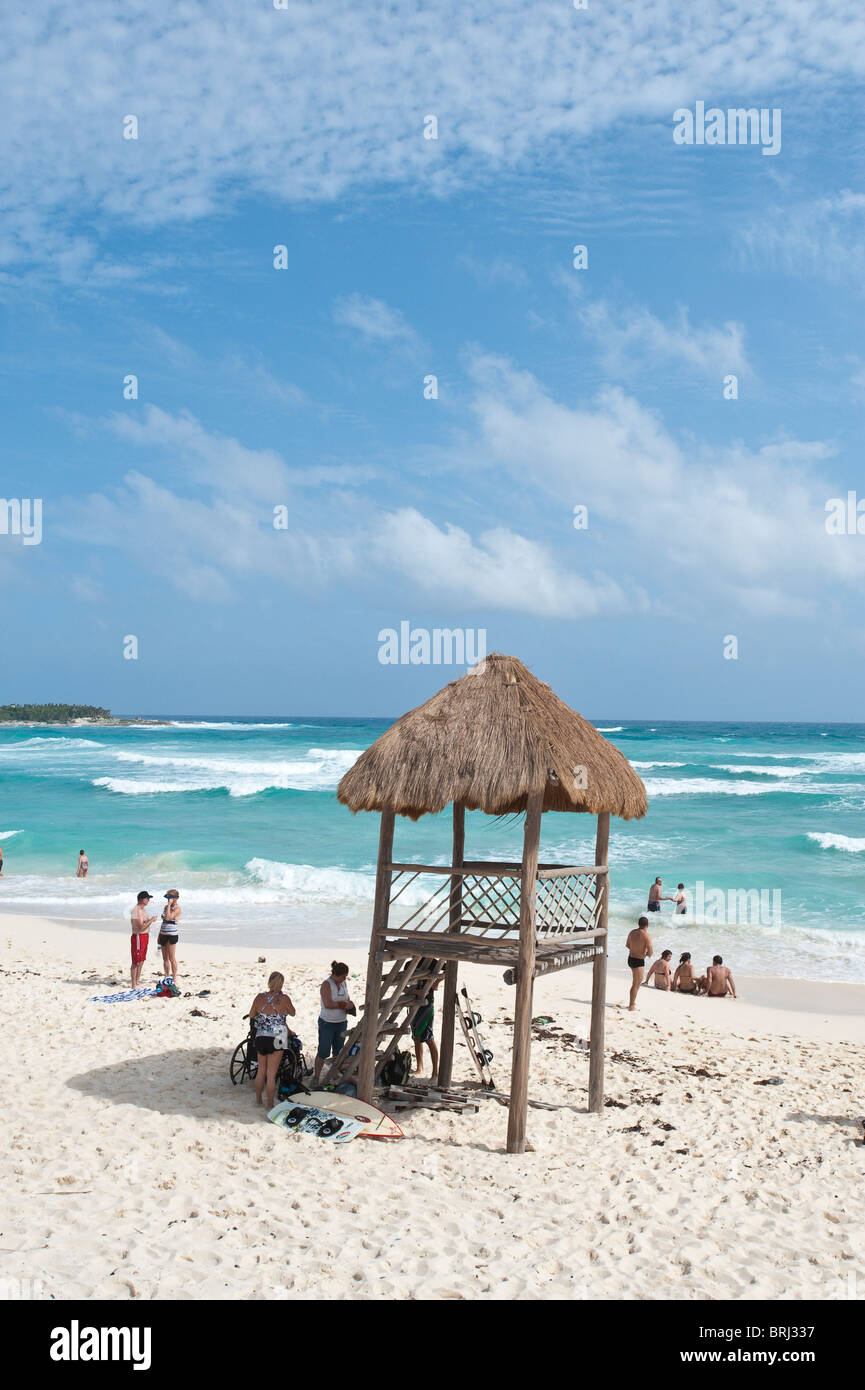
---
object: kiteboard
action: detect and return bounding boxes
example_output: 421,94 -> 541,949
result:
456,986 -> 495,1088
301,1090 -> 403,1139
267,1099 -> 365,1143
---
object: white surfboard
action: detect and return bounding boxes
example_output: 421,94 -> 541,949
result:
296,1090 -> 403,1139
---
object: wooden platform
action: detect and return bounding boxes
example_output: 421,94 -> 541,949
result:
383,927 -> 606,968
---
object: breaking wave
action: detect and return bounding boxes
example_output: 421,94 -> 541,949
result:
807,832 -> 865,853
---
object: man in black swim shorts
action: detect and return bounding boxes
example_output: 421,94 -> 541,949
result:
625,916 -> 653,1011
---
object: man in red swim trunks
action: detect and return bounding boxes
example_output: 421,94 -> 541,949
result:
130,891 -> 156,988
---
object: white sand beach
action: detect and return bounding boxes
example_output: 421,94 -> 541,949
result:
1,911 -> 863,1302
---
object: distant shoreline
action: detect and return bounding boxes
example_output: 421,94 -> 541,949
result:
0,718 -> 170,728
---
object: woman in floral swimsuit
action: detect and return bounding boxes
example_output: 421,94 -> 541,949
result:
248,971 -> 297,1109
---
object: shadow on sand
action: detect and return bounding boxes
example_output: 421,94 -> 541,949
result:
65,1046 -> 267,1125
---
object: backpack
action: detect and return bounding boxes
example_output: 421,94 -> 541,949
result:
155,978 -> 180,998
276,1037 -> 308,1098
379,1050 -> 412,1086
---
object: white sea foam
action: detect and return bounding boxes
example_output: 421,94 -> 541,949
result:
807,832 -> 865,853
643,777 -> 842,798
712,764 -> 810,777
596,726 -> 623,732
631,761 -> 685,769
0,829 -> 23,837
245,857 -> 377,903
165,721 -> 301,730
96,747 -> 360,796
93,778 -> 211,795
0,859 -> 430,911
1,737 -> 103,750
721,751 -> 865,773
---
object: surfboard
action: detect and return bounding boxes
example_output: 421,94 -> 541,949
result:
300,1091 -> 403,1139
267,1100 -> 365,1143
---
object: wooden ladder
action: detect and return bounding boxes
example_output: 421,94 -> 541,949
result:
323,955 -> 446,1087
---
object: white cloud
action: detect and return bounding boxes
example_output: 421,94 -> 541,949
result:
740,190 -> 865,283
3,2 -> 865,275
578,299 -> 750,382
333,295 -> 421,352
372,508 -> 633,618
457,352 -> 856,615
62,408 -> 623,618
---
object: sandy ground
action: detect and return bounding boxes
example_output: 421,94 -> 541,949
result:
1,912 -> 863,1302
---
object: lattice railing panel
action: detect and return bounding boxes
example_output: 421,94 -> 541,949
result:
387,864 -> 606,941
536,872 -> 604,937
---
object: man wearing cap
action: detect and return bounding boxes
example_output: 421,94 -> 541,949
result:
130,890 -> 157,988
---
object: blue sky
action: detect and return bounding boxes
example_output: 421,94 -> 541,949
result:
2,0 -> 865,719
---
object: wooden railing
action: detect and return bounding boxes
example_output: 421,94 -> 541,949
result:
386,861 -> 608,941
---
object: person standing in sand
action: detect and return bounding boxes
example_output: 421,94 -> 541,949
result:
411,960 -> 441,1083
625,916 -> 653,1010
702,955 -> 737,999
0,842 -> 4,876
644,949 -> 673,990
158,889 -> 182,983
76,849 -> 89,878
130,890 -> 156,988
315,961 -> 356,1080
249,971 -> 296,1109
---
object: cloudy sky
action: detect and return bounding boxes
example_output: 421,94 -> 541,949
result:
2,0 -> 864,718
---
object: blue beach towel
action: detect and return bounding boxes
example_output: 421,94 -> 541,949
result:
90,986 -> 160,1003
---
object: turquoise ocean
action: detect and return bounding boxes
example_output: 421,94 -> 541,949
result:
1,719 -> 864,983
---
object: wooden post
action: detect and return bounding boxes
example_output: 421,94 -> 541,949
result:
506,792 -> 543,1154
357,807 -> 395,1102
588,811 -> 610,1114
437,802 -> 464,1088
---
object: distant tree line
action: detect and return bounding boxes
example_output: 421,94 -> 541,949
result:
0,703 -> 111,722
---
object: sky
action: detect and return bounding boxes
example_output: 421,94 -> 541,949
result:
1,0 -> 865,720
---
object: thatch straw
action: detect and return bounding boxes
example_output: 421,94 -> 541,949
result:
337,652 -> 647,821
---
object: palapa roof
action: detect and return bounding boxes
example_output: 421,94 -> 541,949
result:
337,652 -> 647,821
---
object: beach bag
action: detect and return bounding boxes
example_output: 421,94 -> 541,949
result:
155,978 -> 180,998
276,1037 -> 307,1098
379,1050 -> 412,1086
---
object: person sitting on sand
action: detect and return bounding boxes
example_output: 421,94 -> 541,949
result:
249,971 -> 297,1109
702,954 -> 737,999
411,959 -> 441,1083
315,961 -> 356,1081
644,949 -> 673,990
130,890 -> 156,988
672,951 -> 700,994
647,877 -> 676,913
158,890 -> 182,983
625,917 -> 653,1010
76,849 -> 89,878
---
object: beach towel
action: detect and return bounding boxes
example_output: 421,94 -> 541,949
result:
90,986 -> 160,1003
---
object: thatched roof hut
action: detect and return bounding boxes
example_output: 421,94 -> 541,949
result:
338,652 -> 647,821
333,652 -> 647,1153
